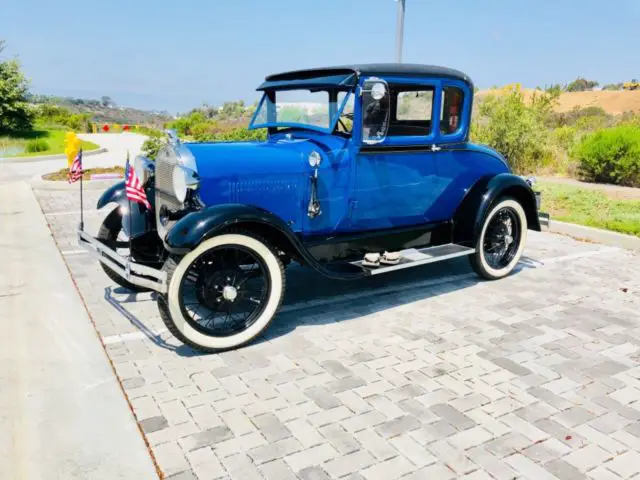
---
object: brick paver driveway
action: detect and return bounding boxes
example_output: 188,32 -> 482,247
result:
36,185 -> 640,480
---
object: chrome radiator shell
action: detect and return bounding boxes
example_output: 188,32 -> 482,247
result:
154,143 -> 197,239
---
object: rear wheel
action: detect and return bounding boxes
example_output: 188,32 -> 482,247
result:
158,233 -> 285,352
470,197 -> 527,280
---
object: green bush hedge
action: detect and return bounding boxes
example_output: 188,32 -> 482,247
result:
471,85 -> 557,173
193,127 -> 266,143
573,125 -> 640,186
25,138 -> 50,153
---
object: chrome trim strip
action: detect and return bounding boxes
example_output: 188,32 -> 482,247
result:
77,230 -> 167,293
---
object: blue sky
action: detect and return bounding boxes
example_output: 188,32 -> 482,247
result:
2,0 -> 638,113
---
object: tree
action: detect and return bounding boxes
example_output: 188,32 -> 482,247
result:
566,77 -> 599,92
0,45 -> 34,132
101,95 -> 114,107
602,82 -> 624,91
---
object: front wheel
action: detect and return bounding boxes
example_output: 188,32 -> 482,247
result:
97,208 -> 152,292
470,197 -> 528,280
158,233 -> 285,352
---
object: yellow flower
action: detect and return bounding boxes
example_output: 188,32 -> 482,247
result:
64,132 -> 80,167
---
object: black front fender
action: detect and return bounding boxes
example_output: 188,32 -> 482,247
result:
97,181 -> 127,210
164,204 -> 365,280
96,180 -> 155,239
165,204 -> 297,253
453,173 -> 541,245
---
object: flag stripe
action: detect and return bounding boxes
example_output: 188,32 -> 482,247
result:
125,157 -> 151,209
68,150 -> 83,183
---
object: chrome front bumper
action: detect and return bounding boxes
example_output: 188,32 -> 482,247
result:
534,191 -> 550,227
77,229 -> 168,293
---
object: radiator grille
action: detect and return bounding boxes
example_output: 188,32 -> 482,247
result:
155,146 -> 183,239
155,147 -> 178,197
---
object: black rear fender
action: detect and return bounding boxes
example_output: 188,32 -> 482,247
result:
453,173 -> 541,245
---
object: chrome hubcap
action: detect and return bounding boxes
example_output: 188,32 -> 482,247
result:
222,285 -> 238,302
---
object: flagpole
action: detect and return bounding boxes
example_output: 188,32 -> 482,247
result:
79,149 -> 84,231
127,151 -> 133,267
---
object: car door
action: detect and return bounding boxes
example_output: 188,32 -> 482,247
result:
349,77 -> 445,231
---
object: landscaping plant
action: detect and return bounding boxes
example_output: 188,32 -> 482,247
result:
573,125 -> 640,187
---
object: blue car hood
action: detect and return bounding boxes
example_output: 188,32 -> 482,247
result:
184,138 -> 320,208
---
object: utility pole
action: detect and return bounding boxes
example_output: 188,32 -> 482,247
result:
395,0 -> 406,63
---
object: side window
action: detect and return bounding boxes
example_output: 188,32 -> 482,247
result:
440,86 -> 464,135
389,86 -> 434,137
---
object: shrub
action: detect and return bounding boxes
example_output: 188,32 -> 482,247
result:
471,84 -> 557,173
167,112 -> 207,136
35,104 -> 91,131
574,114 -> 610,132
194,127 -> 266,143
573,125 -> 640,186
548,106 -> 609,128
25,138 -> 50,153
136,125 -> 164,138
566,77 -> 599,92
552,126 -> 578,151
141,136 -> 165,160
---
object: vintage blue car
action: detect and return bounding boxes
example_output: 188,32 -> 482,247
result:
79,64 -> 542,352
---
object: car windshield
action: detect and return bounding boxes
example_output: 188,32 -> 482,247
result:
250,88 -> 353,133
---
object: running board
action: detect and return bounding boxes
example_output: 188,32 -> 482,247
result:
351,244 -> 475,275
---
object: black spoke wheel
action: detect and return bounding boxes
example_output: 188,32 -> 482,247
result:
158,232 -> 286,353
178,246 -> 271,338
482,207 -> 520,270
470,197 -> 528,280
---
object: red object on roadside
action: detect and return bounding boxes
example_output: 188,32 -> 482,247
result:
103,124 -> 110,132
123,124 -> 130,131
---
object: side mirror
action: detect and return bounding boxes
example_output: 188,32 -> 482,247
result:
361,78 -> 390,145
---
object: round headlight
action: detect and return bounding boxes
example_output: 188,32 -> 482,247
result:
172,166 -> 199,203
308,150 -> 322,168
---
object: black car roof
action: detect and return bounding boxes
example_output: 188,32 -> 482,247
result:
265,63 -> 473,88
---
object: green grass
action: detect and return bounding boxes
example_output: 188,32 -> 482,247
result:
0,129 -> 99,158
538,181 -> 640,237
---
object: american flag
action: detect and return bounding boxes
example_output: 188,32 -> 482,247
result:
125,153 -> 151,209
68,149 -> 83,183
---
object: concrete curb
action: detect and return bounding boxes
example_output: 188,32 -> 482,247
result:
30,174 -> 121,191
0,147 -> 107,163
545,219 -> 640,251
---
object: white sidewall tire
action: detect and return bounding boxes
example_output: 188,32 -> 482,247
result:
166,234 -> 283,350
478,198 -> 528,279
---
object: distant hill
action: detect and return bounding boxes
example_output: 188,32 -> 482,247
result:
28,94 -> 174,127
477,88 -> 640,115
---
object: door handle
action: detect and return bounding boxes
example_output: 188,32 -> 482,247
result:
431,145 -> 442,152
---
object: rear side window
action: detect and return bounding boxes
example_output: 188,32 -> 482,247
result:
440,86 -> 464,135
389,86 -> 434,137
